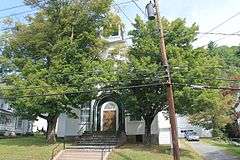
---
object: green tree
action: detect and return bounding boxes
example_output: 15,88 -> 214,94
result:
1,0 -> 119,143
205,42 -> 240,137
120,16 -> 233,144
188,91 -> 233,137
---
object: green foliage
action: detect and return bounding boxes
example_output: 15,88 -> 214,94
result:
0,0 -> 120,143
122,15 -> 235,140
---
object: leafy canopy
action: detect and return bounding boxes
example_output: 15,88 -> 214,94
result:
1,0 -> 120,121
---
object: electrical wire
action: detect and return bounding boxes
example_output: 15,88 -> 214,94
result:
0,10 -> 37,20
171,64 -> 240,70
0,82 -> 166,99
199,29 -> 240,48
2,81 -> 240,100
171,75 -> 240,83
0,75 -> 167,91
131,0 -> 147,18
113,2 -> 134,25
112,0 -> 140,6
197,32 -> 240,36
173,82 -> 240,91
0,4 -> 26,12
198,11 -> 240,40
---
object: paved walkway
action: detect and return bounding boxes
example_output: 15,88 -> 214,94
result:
54,149 -> 110,160
189,141 -> 240,160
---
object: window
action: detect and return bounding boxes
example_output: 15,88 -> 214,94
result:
104,102 -> 117,110
5,115 -> 12,125
17,119 -> 22,129
0,114 -> 5,125
181,130 -> 193,133
80,104 -> 90,123
111,29 -> 119,36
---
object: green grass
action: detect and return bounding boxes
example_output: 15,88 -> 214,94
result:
0,135 -> 63,160
203,139 -> 240,157
108,140 -> 203,160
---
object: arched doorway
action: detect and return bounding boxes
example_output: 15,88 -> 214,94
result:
100,101 -> 119,132
92,93 -> 125,133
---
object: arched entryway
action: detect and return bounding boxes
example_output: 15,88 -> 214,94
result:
100,101 -> 119,132
92,93 -> 125,133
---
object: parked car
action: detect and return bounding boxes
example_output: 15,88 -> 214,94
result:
183,130 -> 193,138
186,132 -> 200,141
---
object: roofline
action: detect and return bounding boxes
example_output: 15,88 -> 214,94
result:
0,108 -> 13,114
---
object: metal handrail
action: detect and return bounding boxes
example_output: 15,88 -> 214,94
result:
77,122 -> 89,135
101,145 -> 112,160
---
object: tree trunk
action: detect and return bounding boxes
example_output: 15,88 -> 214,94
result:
46,115 -> 58,144
144,119 -> 152,145
233,120 -> 240,138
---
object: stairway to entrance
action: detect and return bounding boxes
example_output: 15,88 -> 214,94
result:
73,131 -> 120,149
54,132 -> 124,160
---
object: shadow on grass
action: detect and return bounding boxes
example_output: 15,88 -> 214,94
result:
0,135 -> 59,147
111,144 -> 198,160
114,152 -> 133,160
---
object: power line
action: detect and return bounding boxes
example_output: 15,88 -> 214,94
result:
173,82 -> 240,91
113,2 -> 134,25
171,75 -> 240,83
0,27 -> 15,31
0,4 -> 26,12
2,81 -> 240,99
0,75 -> 167,91
199,29 -> 240,48
112,0 -> 140,6
0,82 -> 165,99
199,11 -> 240,40
171,65 -> 240,70
197,32 -> 240,36
131,0 -> 147,18
1,73 -> 240,92
0,10 -> 37,20
0,0 -> 139,15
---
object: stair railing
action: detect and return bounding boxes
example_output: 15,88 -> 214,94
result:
77,122 -> 89,136
101,145 -> 112,160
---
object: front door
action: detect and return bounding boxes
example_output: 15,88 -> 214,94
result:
103,111 -> 116,132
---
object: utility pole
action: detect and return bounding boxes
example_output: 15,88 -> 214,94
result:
147,0 -> 180,160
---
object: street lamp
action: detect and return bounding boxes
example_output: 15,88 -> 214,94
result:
146,1 -> 156,20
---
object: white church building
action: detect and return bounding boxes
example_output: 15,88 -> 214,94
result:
34,26 -> 212,145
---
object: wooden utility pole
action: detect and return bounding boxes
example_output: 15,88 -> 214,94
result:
153,0 -> 180,159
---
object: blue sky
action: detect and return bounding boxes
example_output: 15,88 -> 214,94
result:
1,0 -> 240,47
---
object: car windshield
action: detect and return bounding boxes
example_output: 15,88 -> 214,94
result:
189,132 -> 197,136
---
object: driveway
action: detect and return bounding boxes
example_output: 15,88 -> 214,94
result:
188,141 -> 240,160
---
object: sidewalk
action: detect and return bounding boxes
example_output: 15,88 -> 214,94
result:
189,141 -> 240,160
54,149 -> 110,160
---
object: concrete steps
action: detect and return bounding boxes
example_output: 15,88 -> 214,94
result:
55,149 -> 110,160
65,145 -> 115,150
75,132 -> 120,148
54,132 -> 122,160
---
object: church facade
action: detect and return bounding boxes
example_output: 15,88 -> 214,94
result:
56,92 -> 172,144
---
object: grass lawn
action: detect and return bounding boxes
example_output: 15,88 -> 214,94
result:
0,135 -> 63,160
108,140 -> 203,160
203,139 -> 240,158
